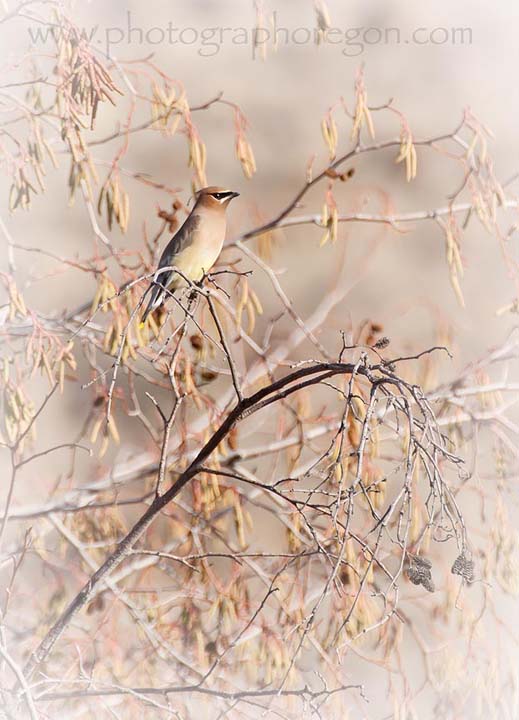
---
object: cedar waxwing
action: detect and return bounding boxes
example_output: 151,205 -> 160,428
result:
140,186 -> 239,325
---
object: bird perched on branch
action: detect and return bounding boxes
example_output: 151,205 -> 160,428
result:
140,186 -> 240,325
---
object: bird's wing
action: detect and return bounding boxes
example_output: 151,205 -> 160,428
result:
141,213 -> 201,323
157,212 -> 201,281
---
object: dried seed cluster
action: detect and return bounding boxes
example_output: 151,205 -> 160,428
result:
97,172 -> 130,233
235,277 -> 263,335
407,555 -> 435,593
451,553 -> 475,583
234,107 -> 257,179
351,69 -> 375,141
319,190 -> 339,246
395,125 -> 417,182
151,81 -> 187,135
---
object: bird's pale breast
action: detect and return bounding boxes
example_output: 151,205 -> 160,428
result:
170,231 -> 224,288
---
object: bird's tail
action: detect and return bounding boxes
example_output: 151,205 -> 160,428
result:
140,284 -> 165,327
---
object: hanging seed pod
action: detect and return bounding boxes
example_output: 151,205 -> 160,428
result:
249,288 -> 263,316
319,202 -> 330,246
246,300 -> 256,334
235,278 -> 249,328
236,136 -> 257,179
314,0 -> 331,42
395,126 -> 417,182
351,69 -> 375,141
321,112 -> 338,160
233,106 -> 256,178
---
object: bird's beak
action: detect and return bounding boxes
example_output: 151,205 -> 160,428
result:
230,191 -> 240,199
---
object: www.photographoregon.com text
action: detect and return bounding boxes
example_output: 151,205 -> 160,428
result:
27,11 -> 473,57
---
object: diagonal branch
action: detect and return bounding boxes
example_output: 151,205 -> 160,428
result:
21,359 -> 373,683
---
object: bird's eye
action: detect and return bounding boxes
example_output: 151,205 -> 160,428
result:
211,191 -> 236,201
